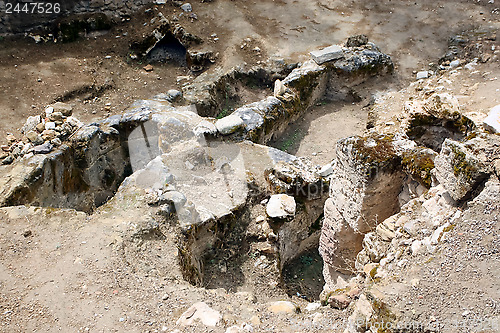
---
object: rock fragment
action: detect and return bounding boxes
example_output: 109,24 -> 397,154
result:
266,194 -> 296,218
483,104 -> 500,133
310,45 -> 344,65
176,302 -> 221,327
267,301 -> 300,314
215,114 -> 245,135
346,34 -> 369,47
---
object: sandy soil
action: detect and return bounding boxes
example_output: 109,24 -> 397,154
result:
0,0 -> 499,332
1,0 -> 498,140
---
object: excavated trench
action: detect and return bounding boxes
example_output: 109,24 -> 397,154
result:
1,38 -> 468,301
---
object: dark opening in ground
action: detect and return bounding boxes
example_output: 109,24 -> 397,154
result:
406,116 -> 475,152
147,32 -> 187,66
282,248 -> 325,301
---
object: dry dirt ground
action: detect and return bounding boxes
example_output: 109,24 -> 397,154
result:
0,0 -> 499,332
1,0 -> 499,139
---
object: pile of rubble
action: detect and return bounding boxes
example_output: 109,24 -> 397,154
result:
1,102 -> 83,165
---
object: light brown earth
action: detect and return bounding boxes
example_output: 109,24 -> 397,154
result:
0,0 -> 499,332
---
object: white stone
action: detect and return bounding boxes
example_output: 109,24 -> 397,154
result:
226,323 -> 253,333
273,79 -> 286,97
167,89 -> 182,101
411,240 -> 423,255
318,161 -> 334,177
176,302 -> 221,327
266,194 -> 296,218
416,71 -> 429,79
450,60 -> 460,68
305,302 -> 321,312
267,301 -> 299,314
431,223 -> 450,245
310,45 -> 344,65
181,3 -> 192,12
51,102 -> 73,116
215,114 -> 245,135
66,116 -> 84,129
45,106 -> 54,117
345,294 -> 373,332
21,115 -> 41,134
483,104 -> 500,133
194,120 -> 217,136
45,122 -> 56,130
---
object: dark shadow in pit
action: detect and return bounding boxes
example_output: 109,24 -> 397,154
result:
282,248 -> 325,301
201,218 -> 250,292
406,115 -> 475,152
147,32 -> 187,66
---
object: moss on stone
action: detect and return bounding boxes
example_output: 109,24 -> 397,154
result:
366,293 -> 397,333
350,135 -> 401,178
401,149 -> 435,188
450,144 -> 477,180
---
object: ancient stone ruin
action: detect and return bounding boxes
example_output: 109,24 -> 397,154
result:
1,2 -> 499,332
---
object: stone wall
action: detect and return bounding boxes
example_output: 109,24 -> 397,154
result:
0,0 -> 151,34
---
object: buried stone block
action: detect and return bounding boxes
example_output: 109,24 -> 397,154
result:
320,198 -> 364,279
320,134 -> 406,292
434,139 -> 489,201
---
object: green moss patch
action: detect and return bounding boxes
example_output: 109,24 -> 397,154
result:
401,148 -> 435,188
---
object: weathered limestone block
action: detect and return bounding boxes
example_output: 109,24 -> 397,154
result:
310,45 -> 344,65
282,59 -> 328,110
483,104 -> 500,133
328,135 -> 405,234
401,147 -> 437,188
320,134 -> 408,294
325,43 -> 393,101
183,60 -> 291,118
423,93 -> 461,120
265,158 -> 328,200
215,114 -> 245,135
0,122 -> 128,212
320,198 -> 364,277
434,139 -> 489,201
264,157 -> 330,268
